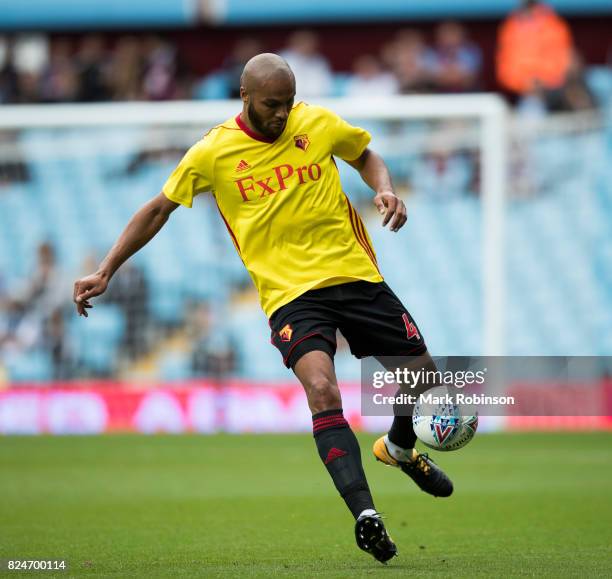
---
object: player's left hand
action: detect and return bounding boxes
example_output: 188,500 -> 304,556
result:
373,191 -> 407,232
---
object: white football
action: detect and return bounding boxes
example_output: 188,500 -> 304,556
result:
412,386 -> 478,451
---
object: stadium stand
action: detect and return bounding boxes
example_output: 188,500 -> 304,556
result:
0,96 -> 610,382
1,0 -> 610,383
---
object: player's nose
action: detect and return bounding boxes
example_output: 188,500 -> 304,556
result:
275,107 -> 290,122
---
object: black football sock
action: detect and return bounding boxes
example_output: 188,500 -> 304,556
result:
387,355 -> 441,450
388,413 -> 418,450
312,409 -> 375,519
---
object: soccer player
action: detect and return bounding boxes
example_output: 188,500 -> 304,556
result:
73,53 -> 452,564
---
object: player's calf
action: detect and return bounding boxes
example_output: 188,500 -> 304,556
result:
312,409 -> 376,517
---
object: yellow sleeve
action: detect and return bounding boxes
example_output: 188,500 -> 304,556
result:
162,140 -> 213,208
325,108 -> 371,162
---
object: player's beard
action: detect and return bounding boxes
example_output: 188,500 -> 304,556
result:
248,102 -> 285,140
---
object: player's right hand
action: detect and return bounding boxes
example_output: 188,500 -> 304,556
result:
73,273 -> 109,317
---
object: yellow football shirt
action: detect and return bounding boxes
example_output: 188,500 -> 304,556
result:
163,102 -> 383,317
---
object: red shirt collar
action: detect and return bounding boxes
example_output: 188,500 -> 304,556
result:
235,113 -> 277,144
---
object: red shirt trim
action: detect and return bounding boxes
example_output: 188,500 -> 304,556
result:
235,113 -> 276,144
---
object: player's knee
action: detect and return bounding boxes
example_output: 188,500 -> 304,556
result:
306,376 -> 342,413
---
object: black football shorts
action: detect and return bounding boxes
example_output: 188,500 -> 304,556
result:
269,280 -> 427,369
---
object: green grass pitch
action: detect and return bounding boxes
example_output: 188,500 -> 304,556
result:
1,432 -> 611,578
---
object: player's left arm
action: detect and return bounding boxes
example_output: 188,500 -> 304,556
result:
347,148 -> 406,232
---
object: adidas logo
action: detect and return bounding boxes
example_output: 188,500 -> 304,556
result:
235,159 -> 251,173
324,447 -> 348,464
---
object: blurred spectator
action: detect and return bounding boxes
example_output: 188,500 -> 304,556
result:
0,37 -> 19,103
187,302 -> 236,379
0,23 -> 604,108
13,35 -> 49,77
546,51 -> 597,112
384,29 -> 432,94
411,123 -> 475,198
517,51 -> 597,116
0,130 -> 29,185
5,33 -> 194,104
13,35 -> 49,104
40,39 -> 80,103
222,37 -> 264,98
412,151 -> 474,198
104,260 -> 150,359
42,307 -> 73,379
142,36 -> 184,101
497,0 -> 574,95
430,21 -> 482,92
345,55 -> 398,97
280,30 -> 332,99
0,35 -> 7,71
19,242 -> 67,317
516,81 -> 548,119
0,242 -> 68,363
107,36 -> 144,100
0,300 -> 38,357
41,39 -> 69,102
76,35 -> 111,102
17,72 -> 45,103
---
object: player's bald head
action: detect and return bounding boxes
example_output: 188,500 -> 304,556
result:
240,53 -> 295,94
239,53 -> 296,140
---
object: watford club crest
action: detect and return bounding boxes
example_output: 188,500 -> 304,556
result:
279,324 -> 293,342
293,134 -> 310,151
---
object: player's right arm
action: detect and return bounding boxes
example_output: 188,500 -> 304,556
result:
73,192 -> 179,317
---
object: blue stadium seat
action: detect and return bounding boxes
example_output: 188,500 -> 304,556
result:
69,304 -> 125,375
146,266 -> 186,326
337,158 -> 372,203
192,72 -> 232,100
5,349 -> 54,382
585,67 -> 612,108
331,73 -> 351,97
226,303 -> 288,380
159,351 -> 193,381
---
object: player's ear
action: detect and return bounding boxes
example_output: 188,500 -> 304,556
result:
240,86 -> 248,104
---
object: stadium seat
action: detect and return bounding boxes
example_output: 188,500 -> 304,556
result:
146,266 -> 186,326
585,66 -> 612,108
226,302 -> 288,380
331,73 -> 351,97
69,304 -> 126,375
5,349 -> 54,382
158,350 -> 193,381
192,72 -> 232,100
